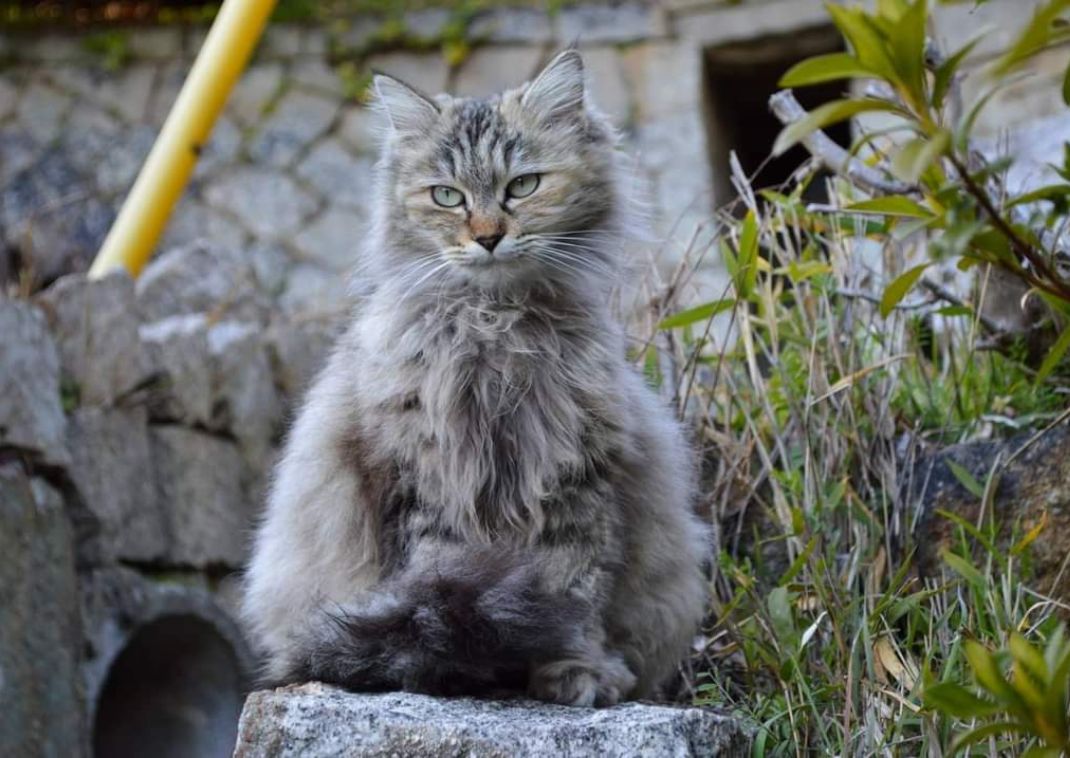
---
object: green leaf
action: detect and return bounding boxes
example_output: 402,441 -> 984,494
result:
951,721 -> 1029,751
1036,324 -> 1070,382
1008,634 -> 1049,684
826,5 -> 898,81
1008,183 -> 1070,208
658,299 -> 736,330
944,551 -> 987,590
946,459 -> 985,498
993,0 -> 1070,76
891,130 -> 950,183
922,681 -> 1000,718
889,0 -> 929,101
846,196 -> 934,218
773,98 -> 902,156
779,52 -> 876,87
1064,59 -> 1070,105
964,640 -> 1019,704
736,210 -> 760,299
880,263 -> 929,317
933,35 -> 984,110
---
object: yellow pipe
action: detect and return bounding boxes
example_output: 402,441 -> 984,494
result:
89,0 -> 278,279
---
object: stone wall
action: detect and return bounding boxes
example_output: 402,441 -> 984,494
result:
0,242 -> 331,756
2,0 -> 1062,306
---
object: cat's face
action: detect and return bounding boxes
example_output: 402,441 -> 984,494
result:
373,51 -> 618,291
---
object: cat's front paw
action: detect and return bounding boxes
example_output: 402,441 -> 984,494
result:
529,655 -> 636,707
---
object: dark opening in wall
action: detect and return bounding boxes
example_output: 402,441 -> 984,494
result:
93,614 -> 245,758
704,26 -> 851,210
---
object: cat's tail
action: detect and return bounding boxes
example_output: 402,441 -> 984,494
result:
279,548 -> 591,696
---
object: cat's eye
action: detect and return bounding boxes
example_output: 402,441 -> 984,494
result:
431,186 -> 464,208
506,174 -> 540,199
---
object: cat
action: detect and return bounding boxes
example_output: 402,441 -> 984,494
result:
241,50 -> 709,706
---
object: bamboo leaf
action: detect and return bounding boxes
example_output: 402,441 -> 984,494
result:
951,721 -> 1030,751
658,299 -> 736,330
934,35 -> 984,110
846,196 -> 934,218
891,130 -> 950,183
922,681 -> 999,717
1036,324 -> 1070,382
946,459 -> 985,498
779,52 -> 876,87
880,263 -> 929,317
773,98 -> 901,156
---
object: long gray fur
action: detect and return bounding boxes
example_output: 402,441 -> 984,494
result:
242,50 -> 709,706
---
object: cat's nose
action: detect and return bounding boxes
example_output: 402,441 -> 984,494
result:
475,234 -> 504,253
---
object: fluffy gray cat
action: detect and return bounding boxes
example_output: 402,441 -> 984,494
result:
242,50 -> 709,706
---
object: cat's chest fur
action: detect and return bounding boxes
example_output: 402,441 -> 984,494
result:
356,296 -> 622,536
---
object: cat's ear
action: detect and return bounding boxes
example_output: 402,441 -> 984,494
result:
372,74 -> 440,134
522,50 -> 585,121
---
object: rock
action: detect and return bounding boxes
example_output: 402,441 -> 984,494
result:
278,262 -> 350,317
66,407 -> 167,564
248,89 -> 339,168
0,465 -> 84,758
364,52 -> 450,99
234,685 -> 753,757
37,272 -> 150,407
227,63 -> 284,128
51,65 -> 155,123
159,196 -> 249,253
14,79 -> 70,145
468,8 -> 554,43
0,148 -> 115,283
292,207 -> 366,272
266,315 -> 339,399
206,319 -> 283,462
0,124 -> 40,188
203,168 -> 318,241
336,106 -> 378,155
136,241 -> 268,324
81,567 -> 254,758
0,298 -> 68,465
452,47 -> 544,98
559,2 -> 668,43
139,313 -> 214,425
912,423 -> 1070,600
296,138 -> 375,210
151,425 -> 256,568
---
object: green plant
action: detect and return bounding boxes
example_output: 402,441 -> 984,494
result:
775,0 -> 1070,378
924,630 -> 1070,754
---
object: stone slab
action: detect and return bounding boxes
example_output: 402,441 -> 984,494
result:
234,685 -> 752,757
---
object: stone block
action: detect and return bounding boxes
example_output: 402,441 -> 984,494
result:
136,241 -> 269,324
206,320 -> 283,462
293,207 -> 366,272
468,8 -> 554,44
248,88 -> 339,168
559,2 -> 668,44
139,314 -> 214,426
279,262 -> 350,317
151,425 -> 256,568
266,315 -> 339,399
203,168 -> 319,240
673,0 -> 831,45
159,197 -> 249,254
0,124 -> 40,188
452,46 -> 544,98
364,52 -> 450,98
0,78 -> 17,121
336,106 -> 379,155
15,79 -> 70,144
227,63 -> 284,128
296,138 -> 375,210
234,685 -> 753,757
0,465 -> 84,758
0,299 -> 68,465
0,147 -> 115,282
66,406 -> 166,563
290,60 -> 346,98
582,47 -> 632,128
51,64 -> 156,123
36,271 -> 150,407
126,27 -> 184,59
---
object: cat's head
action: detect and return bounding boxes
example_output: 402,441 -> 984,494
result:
368,50 -> 623,294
